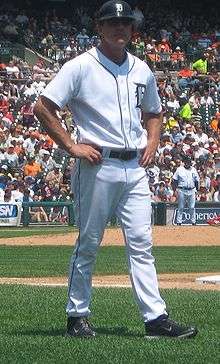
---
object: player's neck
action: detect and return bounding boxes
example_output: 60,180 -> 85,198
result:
98,44 -> 127,66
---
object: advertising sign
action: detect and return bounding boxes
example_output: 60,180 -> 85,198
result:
172,207 -> 220,225
0,203 -> 22,226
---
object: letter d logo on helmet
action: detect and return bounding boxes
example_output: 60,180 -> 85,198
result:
116,3 -> 123,14
97,0 -> 135,21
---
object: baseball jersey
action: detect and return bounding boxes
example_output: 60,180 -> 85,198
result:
42,47 -> 162,150
172,166 -> 199,189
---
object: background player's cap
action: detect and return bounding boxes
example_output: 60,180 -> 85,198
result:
183,155 -> 192,164
97,0 -> 135,21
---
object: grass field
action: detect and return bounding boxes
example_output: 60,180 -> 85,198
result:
0,245 -> 219,277
0,285 -> 219,364
0,228 -> 219,363
0,226 -> 75,239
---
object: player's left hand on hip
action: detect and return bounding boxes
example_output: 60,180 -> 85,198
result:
139,147 -> 155,168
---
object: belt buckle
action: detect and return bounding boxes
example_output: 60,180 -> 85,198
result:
119,151 -> 129,161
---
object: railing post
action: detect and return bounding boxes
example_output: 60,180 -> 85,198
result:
68,203 -> 75,226
155,202 -> 167,225
22,203 -> 30,227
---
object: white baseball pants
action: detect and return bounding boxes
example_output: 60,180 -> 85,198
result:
177,189 -> 196,224
66,157 -> 167,322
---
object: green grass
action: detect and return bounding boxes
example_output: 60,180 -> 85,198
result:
0,226 -> 75,239
0,285 -> 219,363
0,246 -> 219,277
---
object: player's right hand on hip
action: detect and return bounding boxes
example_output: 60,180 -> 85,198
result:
69,144 -> 103,165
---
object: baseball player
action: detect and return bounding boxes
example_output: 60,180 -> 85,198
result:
34,0 -> 197,339
172,156 -> 200,225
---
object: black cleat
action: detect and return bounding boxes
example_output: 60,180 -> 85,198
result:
145,314 -> 198,339
177,223 -> 181,226
66,316 -> 96,338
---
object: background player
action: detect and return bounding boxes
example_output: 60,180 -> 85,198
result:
172,156 -> 200,225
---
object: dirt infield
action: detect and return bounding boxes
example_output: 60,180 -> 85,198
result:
0,273 -> 219,291
1,226 -> 219,290
1,225 -> 219,246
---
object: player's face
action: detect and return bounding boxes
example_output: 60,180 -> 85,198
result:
98,18 -> 133,50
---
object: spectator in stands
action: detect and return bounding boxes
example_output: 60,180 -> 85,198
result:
45,163 -> 63,189
196,184 -> 212,201
6,60 -> 20,79
11,182 -> 24,202
192,53 -> 209,75
170,46 -> 185,71
20,99 -> 36,127
0,188 -> 16,203
0,165 -> 12,190
213,184 -> 220,202
24,156 -> 41,177
37,149 -> 55,172
154,181 -> 170,202
179,97 -> 192,121
4,144 -> 19,169
29,194 -> 49,222
210,112 -> 220,132
189,92 -> 201,110
200,90 -> 215,106
170,125 -> 184,144
0,93 -> 9,114
23,131 -> 38,156
194,124 -> 209,144
32,60 -> 52,81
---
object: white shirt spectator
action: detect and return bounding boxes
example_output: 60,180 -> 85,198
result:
4,147 -> 19,167
213,190 -> 220,202
200,95 -> 214,106
23,137 -> 37,155
11,189 -> 24,202
6,62 -> 20,78
194,131 -> 209,144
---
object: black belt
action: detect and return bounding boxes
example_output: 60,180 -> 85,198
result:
109,150 -> 137,161
179,187 -> 194,190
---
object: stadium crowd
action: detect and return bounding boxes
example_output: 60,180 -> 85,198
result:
0,0 -> 220,223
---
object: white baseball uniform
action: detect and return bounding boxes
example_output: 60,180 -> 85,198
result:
173,165 -> 200,224
42,47 -> 167,322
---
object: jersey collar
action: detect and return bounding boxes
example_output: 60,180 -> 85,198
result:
87,47 -> 135,76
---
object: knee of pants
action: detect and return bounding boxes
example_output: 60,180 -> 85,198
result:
77,234 -> 101,260
125,225 -> 153,252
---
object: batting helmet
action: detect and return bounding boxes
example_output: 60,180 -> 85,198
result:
97,1 -> 135,22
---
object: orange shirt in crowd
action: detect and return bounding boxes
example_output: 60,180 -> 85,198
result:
178,68 -> 194,78
24,162 -> 41,177
210,118 -> 220,131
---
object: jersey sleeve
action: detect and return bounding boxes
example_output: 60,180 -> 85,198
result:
41,60 -> 81,109
141,72 -> 162,114
172,169 -> 179,182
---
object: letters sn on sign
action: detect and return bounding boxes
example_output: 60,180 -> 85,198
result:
116,3 -> 123,12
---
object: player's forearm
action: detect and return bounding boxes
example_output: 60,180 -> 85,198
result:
34,96 -> 74,153
143,112 -> 162,151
